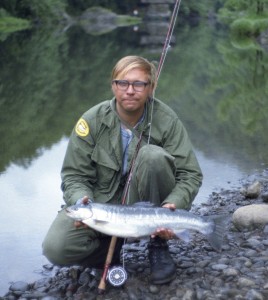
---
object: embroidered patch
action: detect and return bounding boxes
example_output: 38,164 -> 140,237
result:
75,118 -> 89,137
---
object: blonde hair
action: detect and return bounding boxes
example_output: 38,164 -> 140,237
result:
111,56 -> 157,90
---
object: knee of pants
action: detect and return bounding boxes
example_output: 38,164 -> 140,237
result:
42,234 -> 67,266
42,210 -> 101,266
42,233 -> 101,267
137,144 -> 175,172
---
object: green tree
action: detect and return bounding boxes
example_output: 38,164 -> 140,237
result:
0,0 -> 67,23
219,0 -> 268,18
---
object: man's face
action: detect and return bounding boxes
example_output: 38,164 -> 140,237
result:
112,68 -> 153,117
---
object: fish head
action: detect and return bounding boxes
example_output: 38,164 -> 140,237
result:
65,203 -> 93,221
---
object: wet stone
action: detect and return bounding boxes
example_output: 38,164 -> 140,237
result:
245,289 -> 264,300
238,277 -> 256,287
211,263 -> 228,271
9,281 -> 29,293
223,267 -> 239,277
149,284 -> 159,294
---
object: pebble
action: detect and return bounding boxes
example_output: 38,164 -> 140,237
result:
149,284 -> 159,294
3,175 -> 268,299
9,282 -> 28,291
211,263 -> 228,270
223,267 -> 238,276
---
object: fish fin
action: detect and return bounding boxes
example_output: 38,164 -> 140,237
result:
132,201 -> 156,208
174,230 -> 191,243
205,215 -> 229,252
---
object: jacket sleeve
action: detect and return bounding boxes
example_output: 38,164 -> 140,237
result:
161,118 -> 203,210
60,129 -> 96,206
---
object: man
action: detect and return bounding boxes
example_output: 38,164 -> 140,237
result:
43,56 -> 202,285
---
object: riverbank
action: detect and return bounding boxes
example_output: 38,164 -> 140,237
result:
3,169 -> 268,300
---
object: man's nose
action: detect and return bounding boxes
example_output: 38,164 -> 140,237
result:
126,83 -> 135,93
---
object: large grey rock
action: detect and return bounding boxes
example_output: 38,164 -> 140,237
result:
232,204 -> 268,231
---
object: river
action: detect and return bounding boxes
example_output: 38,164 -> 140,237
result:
0,7 -> 267,296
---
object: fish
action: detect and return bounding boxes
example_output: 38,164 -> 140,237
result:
65,202 -> 227,252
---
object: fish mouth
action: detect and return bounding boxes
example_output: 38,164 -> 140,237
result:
65,208 -> 76,216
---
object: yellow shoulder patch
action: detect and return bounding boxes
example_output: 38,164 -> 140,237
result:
75,118 -> 90,137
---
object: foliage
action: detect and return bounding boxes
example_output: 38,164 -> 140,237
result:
0,0 -> 213,26
156,20 -> 268,165
219,0 -> 268,21
0,24 -> 147,171
0,0 -> 67,24
0,16 -> 31,33
231,17 -> 268,38
180,0 -> 215,18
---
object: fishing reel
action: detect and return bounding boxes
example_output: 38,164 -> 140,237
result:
107,266 -> 128,287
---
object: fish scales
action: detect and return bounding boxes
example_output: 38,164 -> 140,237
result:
66,202 -> 227,251
104,205 -> 210,232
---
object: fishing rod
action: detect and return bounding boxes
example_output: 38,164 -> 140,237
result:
98,132 -> 144,294
148,0 -> 182,144
156,0 -> 182,81
98,0 -> 182,293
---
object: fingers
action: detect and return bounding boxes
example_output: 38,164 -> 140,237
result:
151,227 -> 175,240
150,204 -> 176,239
162,203 -> 176,211
82,196 -> 90,205
74,220 -> 89,229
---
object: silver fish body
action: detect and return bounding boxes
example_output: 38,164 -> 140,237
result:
66,202 -> 226,251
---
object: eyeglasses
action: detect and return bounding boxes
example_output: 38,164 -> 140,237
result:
112,80 -> 149,92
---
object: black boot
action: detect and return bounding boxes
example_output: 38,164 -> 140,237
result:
148,236 -> 176,284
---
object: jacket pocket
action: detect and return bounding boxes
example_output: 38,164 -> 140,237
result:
91,144 -> 120,187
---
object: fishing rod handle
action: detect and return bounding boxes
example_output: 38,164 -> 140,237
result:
98,236 -> 118,294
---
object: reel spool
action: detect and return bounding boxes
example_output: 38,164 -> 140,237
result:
107,266 -> 128,286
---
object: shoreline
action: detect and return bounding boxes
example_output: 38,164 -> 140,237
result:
3,169 -> 268,300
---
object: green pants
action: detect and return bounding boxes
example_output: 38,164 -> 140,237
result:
42,145 -> 176,267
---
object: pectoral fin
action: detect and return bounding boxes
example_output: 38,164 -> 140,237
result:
174,230 -> 191,243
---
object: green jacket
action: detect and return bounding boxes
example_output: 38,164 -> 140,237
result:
61,97 -> 202,209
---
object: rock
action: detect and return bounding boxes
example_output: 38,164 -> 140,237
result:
261,193 -> 268,203
149,284 -> 159,294
238,277 -> 256,287
9,281 -> 29,293
223,267 -> 238,277
245,289 -> 264,300
211,264 -> 228,271
232,204 -> 268,231
244,181 -> 262,198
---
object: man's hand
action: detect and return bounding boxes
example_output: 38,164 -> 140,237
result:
74,196 -> 90,228
151,203 -> 176,240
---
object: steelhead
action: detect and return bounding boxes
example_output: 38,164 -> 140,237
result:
66,202 -> 227,251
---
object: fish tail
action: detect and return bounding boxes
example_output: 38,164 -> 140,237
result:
205,215 -> 229,252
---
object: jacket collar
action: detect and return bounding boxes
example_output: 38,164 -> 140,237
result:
108,97 -> 152,141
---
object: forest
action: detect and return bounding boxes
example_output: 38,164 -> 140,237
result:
0,0 -> 267,38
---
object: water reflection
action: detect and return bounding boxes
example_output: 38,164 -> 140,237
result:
0,139 -> 66,294
0,15 -> 268,295
1,21 -> 267,174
